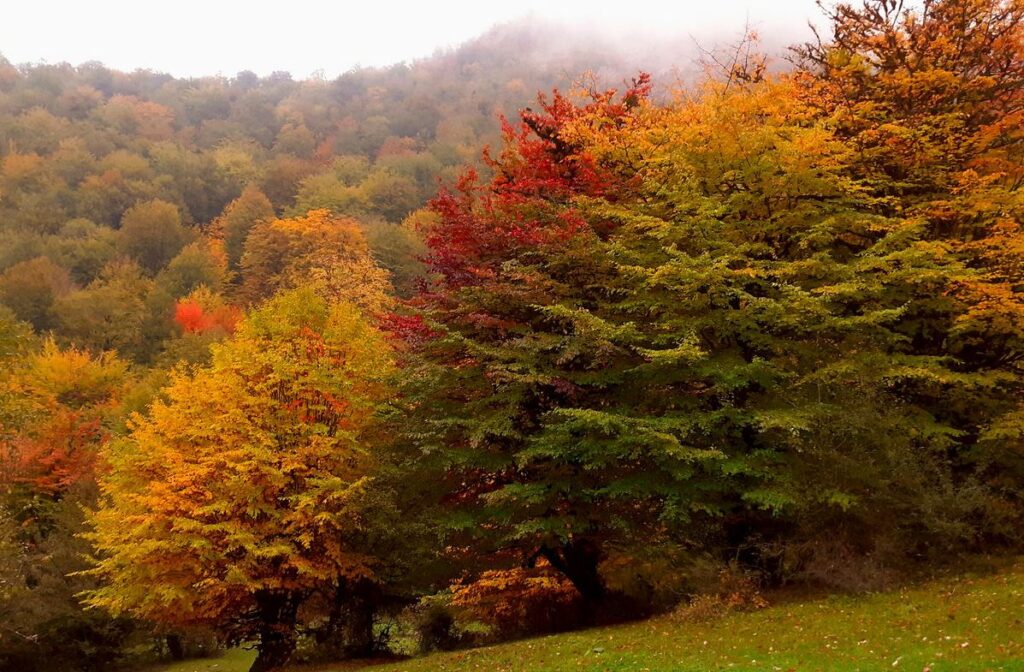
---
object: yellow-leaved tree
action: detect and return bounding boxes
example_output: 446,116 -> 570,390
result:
82,286 -> 394,672
239,209 -> 392,313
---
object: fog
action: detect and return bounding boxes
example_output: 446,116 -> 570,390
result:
2,0 -> 824,78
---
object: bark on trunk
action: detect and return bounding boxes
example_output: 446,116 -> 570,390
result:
249,591 -> 301,672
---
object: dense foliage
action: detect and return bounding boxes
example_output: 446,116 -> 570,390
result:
0,27 -> 641,669
396,0 -> 1023,612
84,288 -> 394,671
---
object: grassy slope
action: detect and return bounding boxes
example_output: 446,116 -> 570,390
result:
145,561 -> 1024,672
145,648 -> 255,672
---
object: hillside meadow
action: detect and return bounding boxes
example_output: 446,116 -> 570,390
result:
145,560 -> 1024,672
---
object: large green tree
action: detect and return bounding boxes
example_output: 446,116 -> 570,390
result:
793,0 -> 1024,549
398,38 -> 1022,602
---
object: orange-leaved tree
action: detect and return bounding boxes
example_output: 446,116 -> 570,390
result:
0,314 -> 135,670
83,286 -> 394,672
0,338 -> 129,504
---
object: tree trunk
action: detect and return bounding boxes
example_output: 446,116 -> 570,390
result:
249,591 -> 301,672
344,584 -> 377,658
166,633 -> 184,661
314,583 -> 346,647
311,580 -> 380,660
541,538 -> 606,604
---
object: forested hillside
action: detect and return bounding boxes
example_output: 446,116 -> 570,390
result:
0,21 -> 662,335
1,2 -> 1022,672
0,21 -> 690,671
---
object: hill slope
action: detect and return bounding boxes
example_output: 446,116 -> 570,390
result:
149,561 -> 1024,672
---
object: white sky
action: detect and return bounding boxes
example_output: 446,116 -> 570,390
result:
1,0 -> 824,78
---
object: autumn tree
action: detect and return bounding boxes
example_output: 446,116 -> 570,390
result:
172,286 -> 242,337
156,240 -> 229,299
52,260 -> 162,361
0,339 -> 128,500
239,209 -> 392,311
0,306 -> 32,361
94,95 -> 176,141
395,79 -> 666,605
569,73 -> 1022,573
147,286 -> 242,368
217,185 -> 275,274
0,332 -> 135,672
793,0 -> 1023,208
45,218 -> 120,285
1,332 -> 129,511
84,287 -> 395,672
117,199 -> 193,274
399,50 -> 1024,603
0,256 -> 75,331
794,0 -> 1024,549
361,213 -> 428,297
289,171 -> 369,220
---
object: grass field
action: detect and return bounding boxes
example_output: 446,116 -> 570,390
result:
144,560 -> 1024,672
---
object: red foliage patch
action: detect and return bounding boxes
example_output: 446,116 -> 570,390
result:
0,410 -> 105,495
174,299 -> 242,335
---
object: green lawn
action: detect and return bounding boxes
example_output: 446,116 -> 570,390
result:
144,560 -> 1024,672
144,648 -> 255,672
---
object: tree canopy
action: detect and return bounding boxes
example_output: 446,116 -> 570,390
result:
84,287 -> 395,671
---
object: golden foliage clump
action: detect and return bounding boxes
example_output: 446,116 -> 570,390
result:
671,568 -> 768,624
0,339 -> 129,495
83,286 -> 395,644
240,208 -> 392,312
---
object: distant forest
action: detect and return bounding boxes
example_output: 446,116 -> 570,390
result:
0,22 -> 702,669
0,21 -> 709,360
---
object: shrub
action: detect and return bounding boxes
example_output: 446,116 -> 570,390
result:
449,565 -> 581,639
671,566 -> 768,624
413,598 -> 462,653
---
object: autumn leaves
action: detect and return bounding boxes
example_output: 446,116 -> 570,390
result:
1,1 -> 1022,671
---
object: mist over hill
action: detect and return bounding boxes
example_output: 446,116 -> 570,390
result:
0,17 -> 816,369
1,0 -> 823,78
0,16 -> 808,242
